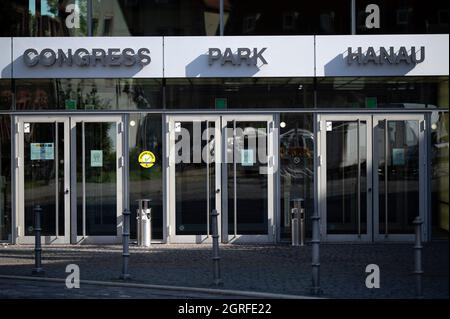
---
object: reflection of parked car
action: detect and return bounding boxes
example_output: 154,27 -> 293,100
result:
280,128 -> 314,179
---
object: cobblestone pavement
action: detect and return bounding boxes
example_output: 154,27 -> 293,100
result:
0,242 -> 448,299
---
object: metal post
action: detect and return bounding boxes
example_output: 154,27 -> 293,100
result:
32,205 -> 45,276
299,207 -> 305,246
211,209 -> 223,286
120,209 -> 131,280
311,213 -> 321,295
291,208 -> 299,246
413,217 -> 424,299
219,0 -> 224,36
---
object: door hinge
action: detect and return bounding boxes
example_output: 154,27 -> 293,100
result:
118,156 -> 124,168
118,122 -> 124,134
15,122 -> 20,133
16,157 -> 20,168
420,120 -> 426,132
318,155 -> 322,166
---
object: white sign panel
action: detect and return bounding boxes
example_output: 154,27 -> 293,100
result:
164,36 -> 315,78
0,38 -> 12,78
12,37 -> 163,78
315,34 -> 449,77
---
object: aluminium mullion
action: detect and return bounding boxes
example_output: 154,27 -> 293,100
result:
82,122 -> 86,237
55,122 -> 59,238
233,120 -> 237,238
357,119 -> 361,237
384,119 -> 389,237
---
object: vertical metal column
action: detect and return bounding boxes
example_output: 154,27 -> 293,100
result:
219,0 -> 224,36
32,205 -> 45,276
206,121 -> 210,237
357,120 -> 361,237
120,209 -> 131,280
211,209 -> 223,286
87,0 -> 93,36
384,120 -> 389,237
55,122 -> 59,237
311,211 -> 321,295
82,122 -> 86,237
233,120 -> 237,237
413,217 -> 424,298
351,0 -> 356,34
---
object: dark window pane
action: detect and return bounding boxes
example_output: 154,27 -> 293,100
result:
14,79 -> 163,110
166,78 -> 314,109
316,76 -> 449,109
0,0 -> 88,37
431,112 -> 449,239
0,80 -> 12,110
356,0 -> 449,34
93,0 -> 220,36
129,114 -> 163,239
0,115 -> 11,241
224,0 -> 351,35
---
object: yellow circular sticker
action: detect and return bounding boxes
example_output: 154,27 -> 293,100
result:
138,151 -> 156,168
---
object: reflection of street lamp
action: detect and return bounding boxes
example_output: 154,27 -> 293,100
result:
431,123 -> 438,130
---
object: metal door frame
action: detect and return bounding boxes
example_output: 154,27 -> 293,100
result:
221,114 -> 276,243
318,114 -> 373,242
14,116 -> 71,244
372,114 -> 427,242
70,115 -> 124,244
166,115 -> 222,244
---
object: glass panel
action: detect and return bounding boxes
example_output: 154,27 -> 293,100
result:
431,112 -> 449,239
0,0 -> 88,36
377,120 -> 420,234
129,114 -> 163,240
14,79 -> 163,110
165,78 -> 314,109
0,115 -> 12,241
224,0 -> 350,35
279,114 -> 314,239
228,121 -> 268,235
92,0 -> 220,36
24,122 -> 63,236
175,121 -> 215,235
356,0 -> 449,34
326,121 -> 367,235
77,122 -> 117,236
317,77 -> 449,109
0,80 -> 12,110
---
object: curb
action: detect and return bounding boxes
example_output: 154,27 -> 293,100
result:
0,274 -> 321,299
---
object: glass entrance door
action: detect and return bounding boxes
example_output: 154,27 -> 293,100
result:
167,115 -> 275,243
373,115 -> 426,241
70,116 -> 124,244
319,115 -> 373,241
319,114 -> 426,242
16,117 -> 70,244
222,115 -> 275,243
168,116 -> 221,243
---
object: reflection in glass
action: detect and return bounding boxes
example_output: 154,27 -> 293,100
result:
129,114 -> 163,239
0,115 -> 12,240
377,120 -> 419,234
431,112 -> 449,238
175,121 -> 215,235
0,80 -> 12,110
228,121 -> 268,235
326,121 -> 367,235
24,122 -> 65,236
0,0 -> 88,36
77,122 -> 117,236
279,114 -> 314,239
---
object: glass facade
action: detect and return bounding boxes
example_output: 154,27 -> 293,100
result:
14,79 -> 163,110
316,77 -> 449,109
2,0 -> 447,37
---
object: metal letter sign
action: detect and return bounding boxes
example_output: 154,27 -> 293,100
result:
347,46 -> 425,65
208,47 -> 268,66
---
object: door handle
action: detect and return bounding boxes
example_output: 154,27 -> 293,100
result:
65,189 -> 69,195
368,187 -> 372,193
216,189 -> 220,194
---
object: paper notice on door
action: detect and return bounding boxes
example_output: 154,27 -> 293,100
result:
30,143 -> 54,160
241,149 -> 254,166
326,121 -> 333,131
392,148 -> 405,166
90,150 -> 103,167
174,122 -> 181,133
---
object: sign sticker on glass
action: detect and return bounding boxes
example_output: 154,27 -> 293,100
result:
30,143 -> 54,160
91,150 -> 103,167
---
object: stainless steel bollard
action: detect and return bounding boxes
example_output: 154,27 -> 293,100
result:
291,208 -> 300,246
311,214 -> 321,295
413,216 -> 424,299
32,205 -> 45,276
120,209 -> 131,280
291,198 -> 304,247
136,199 -> 152,247
211,209 -> 223,286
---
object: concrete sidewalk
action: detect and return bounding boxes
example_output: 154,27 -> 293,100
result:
0,242 -> 448,299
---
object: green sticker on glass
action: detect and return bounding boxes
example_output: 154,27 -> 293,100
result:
91,150 -> 103,167
365,97 -> 377,108
215,98 -> 227,109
